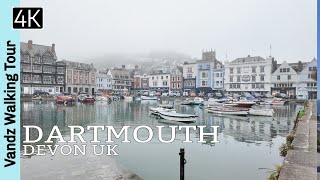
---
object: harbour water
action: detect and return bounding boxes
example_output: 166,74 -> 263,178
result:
21,100 -> 303,180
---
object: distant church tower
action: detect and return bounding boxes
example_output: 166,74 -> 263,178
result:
202,49 -> 216,61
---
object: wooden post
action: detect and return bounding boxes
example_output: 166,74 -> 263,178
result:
179,148 -> 186,180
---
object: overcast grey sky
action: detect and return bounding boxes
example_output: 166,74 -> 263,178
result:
21,0 -> 317,62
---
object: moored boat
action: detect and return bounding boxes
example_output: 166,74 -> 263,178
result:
55,95 -> 77,104
79,95 -> 96,103
248,108 -> 274,117
124,96 -> 134,101
206,107 -> 248,116
181,97 -> 204,105
141,96 -> 158,100
149,104 -> 176,114
271,98 -> 288,105
156,111 -> 197,123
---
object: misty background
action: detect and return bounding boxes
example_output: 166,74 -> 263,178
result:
21,0 -> 316,69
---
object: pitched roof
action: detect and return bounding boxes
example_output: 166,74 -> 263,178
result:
20,42 -> 57,59
231,56 -> 265,64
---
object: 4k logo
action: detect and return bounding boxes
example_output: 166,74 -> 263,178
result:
13,8 -> 43,29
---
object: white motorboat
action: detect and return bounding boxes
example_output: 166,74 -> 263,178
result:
181,97 -> 204,105
124,96 -> 134,101
149,104 -> 176,113
157,111 -> 197,123
141,96 -> 158,100
95,95 -> 110,101
248,108 -> 274,117
206,107 -> 248,116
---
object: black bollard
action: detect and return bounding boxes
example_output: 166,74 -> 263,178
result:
179,148 -> 186,180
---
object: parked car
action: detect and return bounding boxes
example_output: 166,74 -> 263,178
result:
155,92 -> 161,96
182,92 -> 188,97
162,93 -> 168,97
175,92 -> 181,97
169,92 -> 175,97
190,93 -> 197,97
149,92 -> 155,96
207,93 -> 214,98
33,90 -> 49,96
142,91 -> 149,96
198,92 -> 205,97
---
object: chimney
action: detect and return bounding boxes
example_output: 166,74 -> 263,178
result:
122,65 -> 125,69
52,43 -> 55,53
28,40 -> 33,50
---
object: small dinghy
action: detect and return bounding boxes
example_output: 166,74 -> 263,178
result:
157,111 -> 197,123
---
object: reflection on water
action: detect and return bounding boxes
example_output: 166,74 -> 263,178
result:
21,100 -> 302,180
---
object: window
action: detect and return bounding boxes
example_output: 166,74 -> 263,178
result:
260,75 -> 264,82
230,68 -> 234,74
230,76 -> 233,82
237,76 -> 241,82
153,82 -> 157,86
309,67 -> 312,71
163,81 -> 168,86
308,74 -> 311,79
260,66 -> 265,73
187,74 -> 192,79
166,76 -> 168,79
260,84 -> 264,89
187,67 -> 192,73
172,77 -> 175,81
202,72 -> 207,78
161,76 -> 163,79
243,67 -> 249,73
216,73 -> 219,77
237,67 -> 241,74
287,68 -> 290,72
152,77 -> 154,80
177,77 -> 180,81
288,75 -> 291,80
236,84 -> 240,89
252,67 -> 256,73
201,80 -> 207,86
252,84 -> 255,89
229,84 -> 232,89
252,75 -> 256,82
206,65 -> 210,69
277,75 -> 280,80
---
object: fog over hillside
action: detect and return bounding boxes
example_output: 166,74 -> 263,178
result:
78,51 -> 193,70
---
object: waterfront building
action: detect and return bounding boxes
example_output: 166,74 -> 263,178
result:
64,60 -> 96,95
107,66 -> 132,94
224,55 -> 275,94
182,62 -> 197,94
196,50 -> 215,94
270,61 -> 300,97
20,40 -> 66,95
133,71 -> 149,94
212,60 -> 225,92
297,58 -> 317,99
148,70 -> 171,93
96,71 -> 112,94
170,66 -> 183,93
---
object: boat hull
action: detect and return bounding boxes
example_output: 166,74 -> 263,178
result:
248,109 -> 274,117
141,96 -> 158,100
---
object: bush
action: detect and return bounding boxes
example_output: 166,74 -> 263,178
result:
279,143 -> 293,157
268,164 -> 282,180
286,133 -> 294,145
